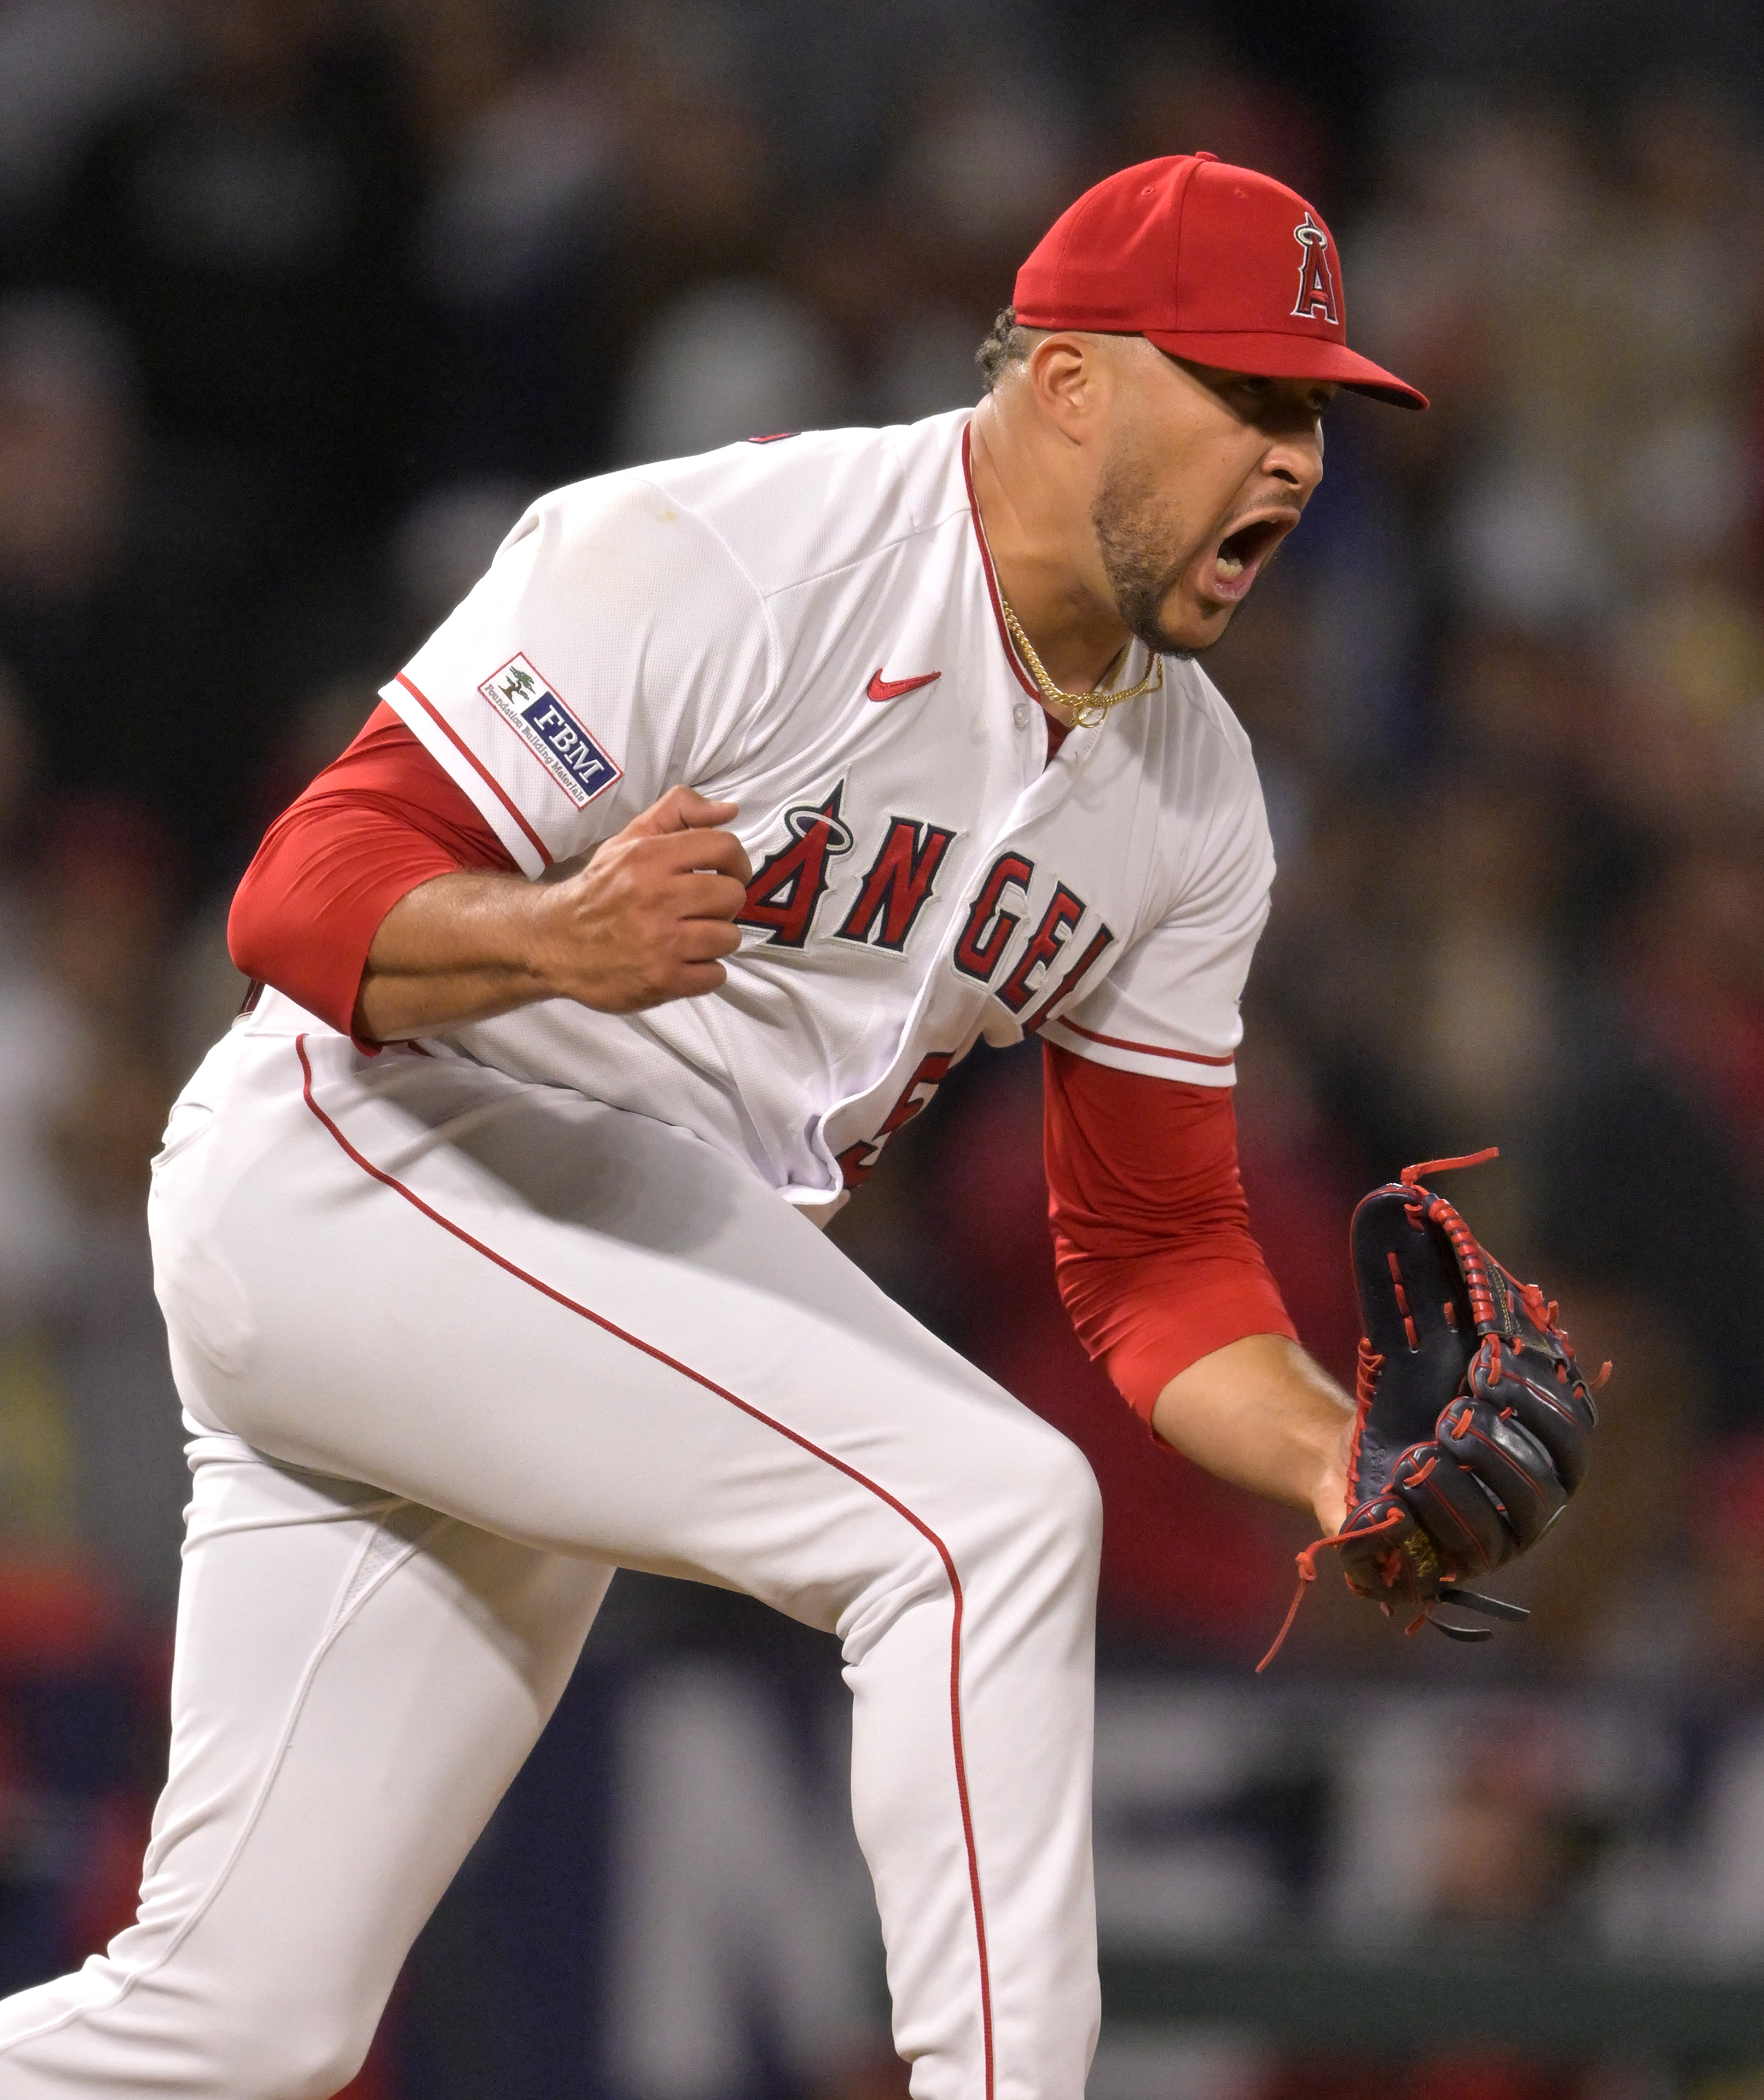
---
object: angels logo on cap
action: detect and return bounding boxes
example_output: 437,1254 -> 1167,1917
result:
1011,152 -> 1426,409
1290,213 -> 1339,326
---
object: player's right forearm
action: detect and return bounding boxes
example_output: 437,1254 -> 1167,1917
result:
354,786 -> 753,1043
356,870 -> 561,1041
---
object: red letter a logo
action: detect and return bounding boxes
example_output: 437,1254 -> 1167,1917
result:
736,783 -> 854,949
1290,213 -> 1339,326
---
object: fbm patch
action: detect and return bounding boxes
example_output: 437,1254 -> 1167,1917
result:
477,653 -> 621,808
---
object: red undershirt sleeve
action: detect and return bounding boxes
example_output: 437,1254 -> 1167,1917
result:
228,702 -> 519,1042
1043,1041 -> 1297,1426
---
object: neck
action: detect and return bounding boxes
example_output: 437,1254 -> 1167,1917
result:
967,395 -> 1133,699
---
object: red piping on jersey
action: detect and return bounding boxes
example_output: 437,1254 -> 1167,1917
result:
1054,1017 -> 1237,1068
294,1036 -> 994,2097
962,424 -> 1040,702
1021,923 -> 1114,1036
394,673 -> 554,870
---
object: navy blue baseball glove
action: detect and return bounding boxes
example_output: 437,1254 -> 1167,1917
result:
1259,1149 -> 1606,1670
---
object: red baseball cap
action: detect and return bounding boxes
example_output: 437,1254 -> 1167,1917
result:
1013,153 -> 1427,410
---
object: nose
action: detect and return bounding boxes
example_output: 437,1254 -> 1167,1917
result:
1267,422 -> 1325,500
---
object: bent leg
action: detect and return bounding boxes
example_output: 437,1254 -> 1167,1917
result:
142,1031 -> 1101,2099
0,1434 -> 608,2098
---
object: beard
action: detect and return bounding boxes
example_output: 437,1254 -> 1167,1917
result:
1090,447 -> 1201,660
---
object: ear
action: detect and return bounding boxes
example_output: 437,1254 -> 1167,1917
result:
1022,333 -> 1114,444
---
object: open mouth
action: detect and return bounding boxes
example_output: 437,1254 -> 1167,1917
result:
1205,514 -> 1292,601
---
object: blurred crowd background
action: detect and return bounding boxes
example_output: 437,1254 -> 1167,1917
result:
0,0 -> 1761,2094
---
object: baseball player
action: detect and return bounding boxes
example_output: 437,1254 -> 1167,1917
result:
0,156 -> 1425,2098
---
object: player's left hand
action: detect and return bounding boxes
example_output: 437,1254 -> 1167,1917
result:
1259,1149 -> 1605,1668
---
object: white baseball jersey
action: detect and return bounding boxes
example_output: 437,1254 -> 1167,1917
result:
338,407 -> 1272,1216
14,413 -> 1278,2100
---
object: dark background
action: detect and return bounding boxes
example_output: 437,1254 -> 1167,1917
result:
0,2 -> 1760,2095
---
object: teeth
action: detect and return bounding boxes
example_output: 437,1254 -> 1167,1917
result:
1217,554 -> 1245,579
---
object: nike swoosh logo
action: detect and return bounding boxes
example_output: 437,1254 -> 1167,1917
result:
866,668 -> 942,703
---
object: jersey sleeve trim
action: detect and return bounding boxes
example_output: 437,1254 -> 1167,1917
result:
1039,1014 -> 1237,1084
388,671 -> 554,877
1056,1018 -> 1234,1065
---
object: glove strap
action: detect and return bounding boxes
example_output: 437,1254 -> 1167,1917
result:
1434,1583 -> 1529,1622
1413,1584 -> 1528,1643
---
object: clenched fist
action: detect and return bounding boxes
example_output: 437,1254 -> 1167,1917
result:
528,786 -> 753,1011
356,785 -> 753,1042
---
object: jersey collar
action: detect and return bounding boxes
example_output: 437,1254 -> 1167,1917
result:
962,421 -> 1042,704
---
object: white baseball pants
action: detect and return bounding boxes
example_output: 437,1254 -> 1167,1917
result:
0,1022 -> 1101,2100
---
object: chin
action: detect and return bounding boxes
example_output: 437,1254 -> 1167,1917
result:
1140,599 -> 1230,659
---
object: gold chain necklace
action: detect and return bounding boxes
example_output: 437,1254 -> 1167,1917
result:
999,597 -> 1162,730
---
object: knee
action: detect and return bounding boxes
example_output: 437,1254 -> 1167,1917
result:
204,1988 -> 374,2100
0,1947 -> 379,2100
1045,1431 -> 1105,1563
991,1420 -> 1104,1576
